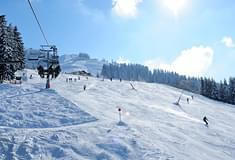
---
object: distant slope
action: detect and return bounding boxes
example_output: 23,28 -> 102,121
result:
59,54 -> 108,76
0,70 -> 235,160
24,50 -> 108,76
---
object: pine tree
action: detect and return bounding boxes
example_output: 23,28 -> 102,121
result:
6,23 -> 16,79
219,80 -> 225,102
0,15 -> 25,82
0,15 -> 9,81
223,79 -> 229,102
13,26 -> 24,70
200,77 -> 205,96
211,79 -> 219,100
229,78 -> 235,104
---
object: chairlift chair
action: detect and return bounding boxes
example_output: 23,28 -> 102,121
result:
37,45 -> 61,79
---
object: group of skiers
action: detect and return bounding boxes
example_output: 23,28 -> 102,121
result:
66,77 -> 80,82
186,95 -> 194,104
65,76 -> 90,82
109,77 -> 122,82
65,77 -> 87,91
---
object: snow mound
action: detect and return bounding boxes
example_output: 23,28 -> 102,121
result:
0,83 -> 97,128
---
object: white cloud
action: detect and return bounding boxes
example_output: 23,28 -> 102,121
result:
145,46 -> 214,76
116,57 -> 130,64
221,36 -> 235,48
112,0 -> 143,18
172,46 -> 214,76
144,59 -> 171,71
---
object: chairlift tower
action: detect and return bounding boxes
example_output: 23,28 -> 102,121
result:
38,45 -> 60,89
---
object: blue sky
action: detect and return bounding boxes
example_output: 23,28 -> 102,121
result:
0,0 -> 235,80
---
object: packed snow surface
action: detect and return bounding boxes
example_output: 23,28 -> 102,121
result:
0,70 -> 235,160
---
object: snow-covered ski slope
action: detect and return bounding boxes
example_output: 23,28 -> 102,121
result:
59,54 -> 107,76
0,70 -> 235,160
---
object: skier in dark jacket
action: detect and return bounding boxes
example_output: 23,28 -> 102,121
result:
203,116 -> 208,126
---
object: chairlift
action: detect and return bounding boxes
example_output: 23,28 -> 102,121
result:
38,52 -> 46,59
26,0 -> 60,88
37,45 -> 61,79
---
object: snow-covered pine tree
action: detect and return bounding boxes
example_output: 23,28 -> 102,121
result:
0,15 -> 10,81
206,78 -> 213,98
101,62 -> 201,93
200,77 -> 205,96
218,79 -> 229,102
13,26 -> 24,70
223,79 -> 229,103
219,80 -> 226,102
228,78 -> 235,104
211,79 -> 219,100
0,15 -> 25,82
6,23 -> 16,79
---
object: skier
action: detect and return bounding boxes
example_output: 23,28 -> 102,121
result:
118,108 -> 122,122
203,116 -> 209,126
83,85 -> 86,91
187,98 -> 189,104
191,95 -> 194,100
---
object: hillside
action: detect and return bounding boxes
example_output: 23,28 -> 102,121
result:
0,70 -> 235,160
24,50 -> 107,76
59,54 -> 107,76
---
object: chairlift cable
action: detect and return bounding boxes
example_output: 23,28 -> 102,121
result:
26,0 -> 61,86
27,0 -> 49,45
